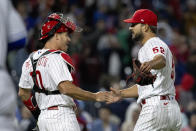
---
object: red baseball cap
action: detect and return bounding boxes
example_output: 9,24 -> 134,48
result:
123,9 -> 157,26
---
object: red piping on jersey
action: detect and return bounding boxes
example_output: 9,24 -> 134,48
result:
48,49 -> 75,70
48,49 -> 59,52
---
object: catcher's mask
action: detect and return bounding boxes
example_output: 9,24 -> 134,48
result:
40,13 -> 83,40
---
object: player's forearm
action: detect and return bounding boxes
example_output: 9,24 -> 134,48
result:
58,81 -> 96,101
18,88 -> 31,101
120,84 -> 138,98
67,87 -> 96,101
150,55 -> 166,69
69,90 -> 96,101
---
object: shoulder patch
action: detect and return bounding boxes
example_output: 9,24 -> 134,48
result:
61,53 -> 75,71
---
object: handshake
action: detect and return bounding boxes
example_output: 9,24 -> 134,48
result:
94,88 -> 122,104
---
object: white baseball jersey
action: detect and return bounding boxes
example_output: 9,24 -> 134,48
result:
19,49 -> 81,131
133,37 -> 182,131
19,49 -> 76,110
137,37 -> 175,104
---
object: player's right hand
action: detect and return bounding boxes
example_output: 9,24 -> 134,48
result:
95,91 -> 110,102
106,88 -> 122,104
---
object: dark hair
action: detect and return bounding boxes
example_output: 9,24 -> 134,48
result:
39,34 -> 54,45
149,25 -> 157,34
141,24 -> 157,34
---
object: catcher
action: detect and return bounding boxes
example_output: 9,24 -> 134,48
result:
18,12 -> 109,131
106,9 -> 182,131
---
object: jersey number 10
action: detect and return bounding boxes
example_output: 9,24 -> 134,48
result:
30,70 -> 45,89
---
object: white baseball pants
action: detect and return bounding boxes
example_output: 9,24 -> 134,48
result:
134,96 -> 182,131
37,106 -> 80,131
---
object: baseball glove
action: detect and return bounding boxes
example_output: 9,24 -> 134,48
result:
126,59 -> 157,86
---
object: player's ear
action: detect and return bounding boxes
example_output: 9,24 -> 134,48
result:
142,24 -> 149,32
54,33 -> 59,40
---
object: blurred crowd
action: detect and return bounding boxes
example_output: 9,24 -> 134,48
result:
6,0 -> 196,130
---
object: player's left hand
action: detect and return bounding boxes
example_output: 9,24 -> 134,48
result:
106,88 -> 122,104
95,91 -> 110,102
140,61 -> 153,73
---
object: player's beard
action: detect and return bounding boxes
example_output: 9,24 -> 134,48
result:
131,31 -> 144,42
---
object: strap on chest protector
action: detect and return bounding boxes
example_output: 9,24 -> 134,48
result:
30,50 -> 61,95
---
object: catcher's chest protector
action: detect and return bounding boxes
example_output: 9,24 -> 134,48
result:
30,50 -> 74,95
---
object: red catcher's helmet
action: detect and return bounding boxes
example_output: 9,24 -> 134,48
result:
40,13 -> 82,40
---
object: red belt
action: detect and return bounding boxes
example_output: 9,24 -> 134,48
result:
141,95 -> 171,105
48,106 -> 58,110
